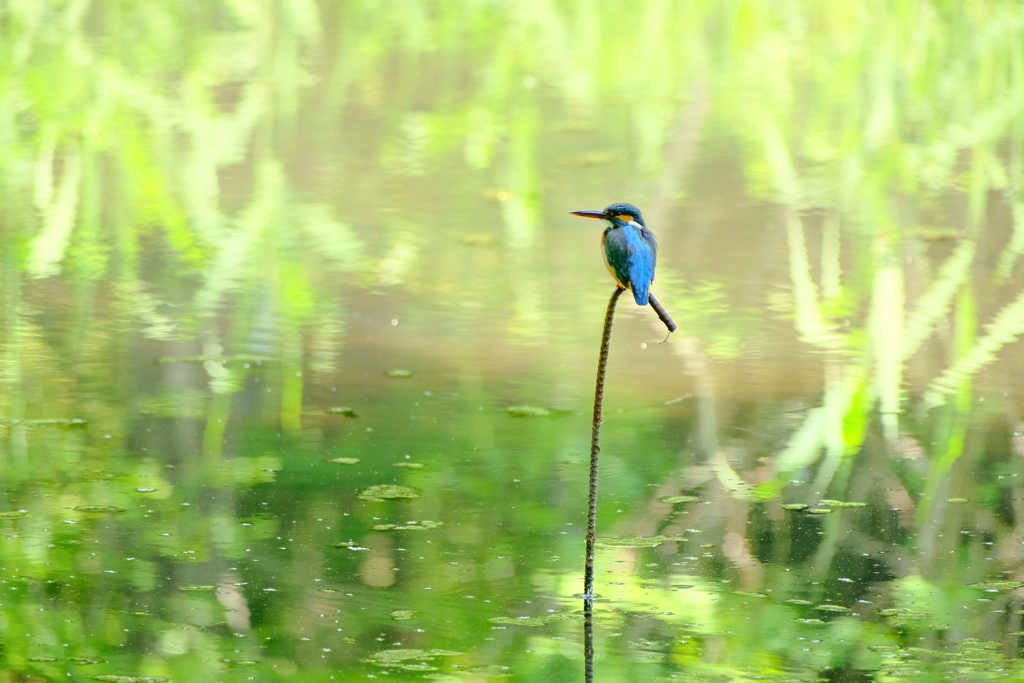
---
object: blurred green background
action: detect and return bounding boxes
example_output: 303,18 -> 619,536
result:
3,1 -> 1024,681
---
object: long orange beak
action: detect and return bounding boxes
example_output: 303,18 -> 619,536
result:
570,210 -> 604,219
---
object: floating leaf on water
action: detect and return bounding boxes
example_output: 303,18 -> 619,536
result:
357,485 -> 421,502
385,369 -> 414,378
154,355 -> 202,364
733,591 -> 768,598
73,505 -> 127,514
786,599 -> 812,605
221,659 -> 258,666
156,354 -> 273,365
0,510 -> 28,519
819,499 -> 867,508
558,152 -> 613,166
806,508 -> 833,515
400,663 -> 438,671
70,658 -> 103,664
93,677 -> 171,683
136,488 -> 157,493
2,417 -> 88,428
81,470 -> 123,480
402,520 -> 442,530
660,495 -> 699,504
947,497 -> 969,504
596,535 -> 685,548
389,610 -> 415,620
876,608 -> 930,620
326,457 -> 360,465
482,189 -> 514,202
371,520 -> 442,531
505,405 -> 550,417
815,604 -> 849,612
554,119 -> 596,132
327,407 -> 359,417
29,656 -> 57,662
489,615 -> 560,627
364,649 -> 463,664
781,504 -> 808,511
177,585 -> 217,592
797,618 -> 826,625
393,462 -> 425,468
458,233 -> 499,246
900,611 -> 932,620
969,581 -> 1024,591
869,645 -> 899,652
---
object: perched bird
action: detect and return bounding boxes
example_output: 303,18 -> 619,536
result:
571,202 -> 676,333
570,202 -> 657,306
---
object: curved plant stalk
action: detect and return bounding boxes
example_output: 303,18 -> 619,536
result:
27,147 -> 81,279
871,258 -> 904,443
785,210 -> 848,352
902,240 -> 976,360
925,286 -> 1024,405
584,286 -> 623,600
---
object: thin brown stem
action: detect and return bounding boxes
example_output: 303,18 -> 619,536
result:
648,293 -> 676,333
585,286 -> 624,600
584,598 -> 594,682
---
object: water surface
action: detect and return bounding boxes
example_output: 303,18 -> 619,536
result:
3,2 -> 1024,681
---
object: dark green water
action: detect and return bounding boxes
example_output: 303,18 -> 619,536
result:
4,2 -> 1024,681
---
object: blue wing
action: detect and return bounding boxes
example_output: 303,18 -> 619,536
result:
623,225 -> 656,306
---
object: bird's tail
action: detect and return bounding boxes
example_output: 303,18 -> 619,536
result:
631,283 -> 649,306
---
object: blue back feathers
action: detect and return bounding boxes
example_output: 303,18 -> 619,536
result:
623,226 -> 655,305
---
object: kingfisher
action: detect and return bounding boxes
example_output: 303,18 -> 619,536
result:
571,202 -> 676,333
570,202 -> 658,305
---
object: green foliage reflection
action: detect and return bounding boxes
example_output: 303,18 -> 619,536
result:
1,1 -> 1024,681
